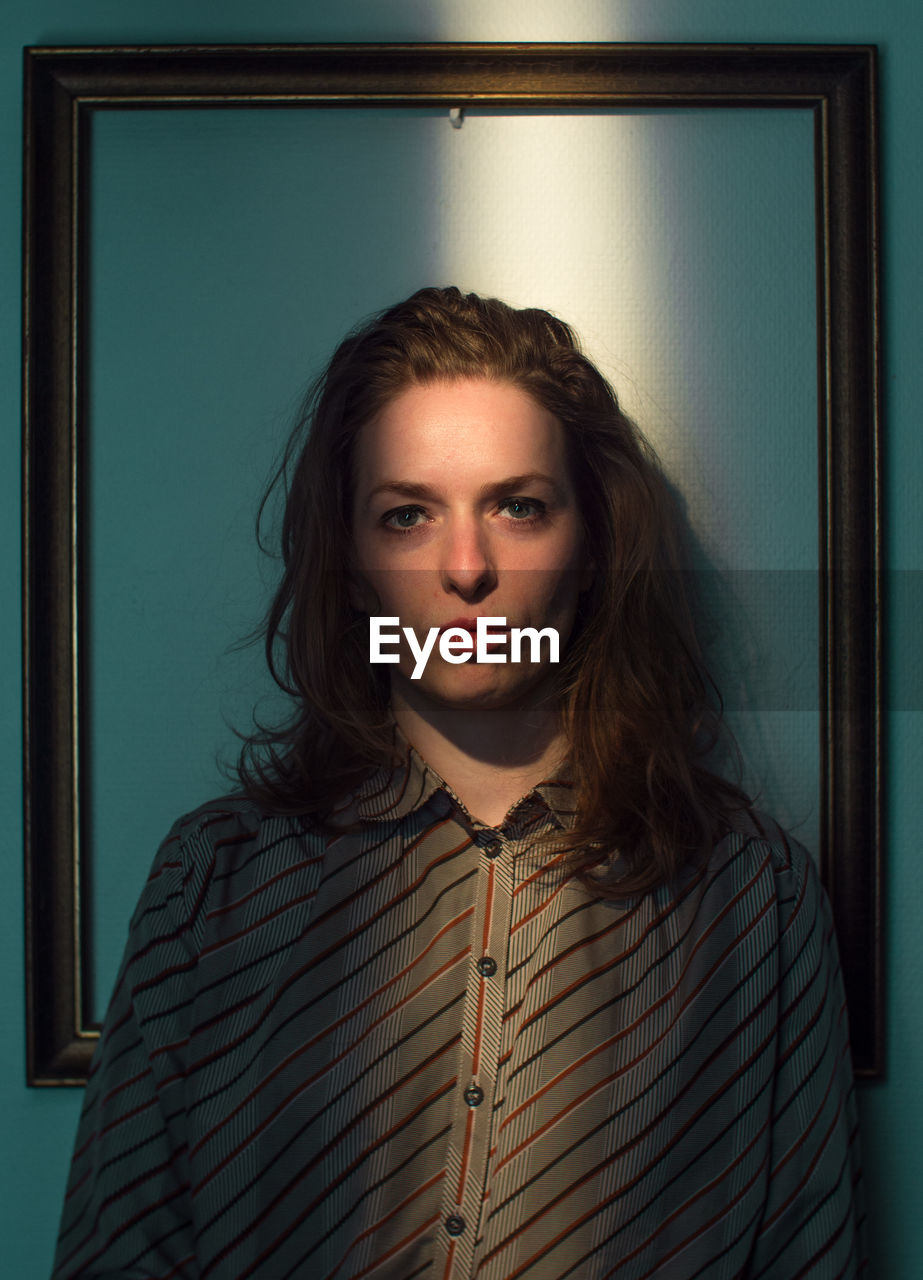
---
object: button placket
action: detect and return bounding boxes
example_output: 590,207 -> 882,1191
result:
439,831 -> 514,1278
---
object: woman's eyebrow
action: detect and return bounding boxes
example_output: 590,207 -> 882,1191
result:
364,473 -> 564,509
482,473 -> 563,500
365,480 -> 437,508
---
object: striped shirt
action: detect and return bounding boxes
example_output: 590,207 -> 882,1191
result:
54,742 -> 866,1279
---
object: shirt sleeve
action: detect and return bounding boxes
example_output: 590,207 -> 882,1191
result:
746,836 -> 868,1278
52,819 -> 204,1280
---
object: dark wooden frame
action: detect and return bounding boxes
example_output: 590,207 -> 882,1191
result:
22,42 -> 883,1083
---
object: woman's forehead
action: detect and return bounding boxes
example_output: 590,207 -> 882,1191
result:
354,378 -> 568,488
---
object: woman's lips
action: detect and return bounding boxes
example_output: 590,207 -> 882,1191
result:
439,617 -> 511,636
437,619 -> 513,654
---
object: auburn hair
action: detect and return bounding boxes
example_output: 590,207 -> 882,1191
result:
234,286 -> 748,895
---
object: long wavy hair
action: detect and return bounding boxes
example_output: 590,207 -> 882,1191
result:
235,286 -> 748,895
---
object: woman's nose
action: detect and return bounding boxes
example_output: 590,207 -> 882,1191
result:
439,518 -> 497,598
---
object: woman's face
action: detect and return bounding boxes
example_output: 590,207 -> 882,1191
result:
351,377 -> 591,711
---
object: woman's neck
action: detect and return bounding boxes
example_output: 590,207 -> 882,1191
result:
390,684 -> 569,828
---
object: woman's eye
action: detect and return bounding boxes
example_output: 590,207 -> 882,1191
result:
500,498 -> 545,521
383,505 -> 427,530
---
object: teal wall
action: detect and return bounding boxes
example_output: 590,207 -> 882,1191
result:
2,2 -> 919,1276
82,102 -> 822,1015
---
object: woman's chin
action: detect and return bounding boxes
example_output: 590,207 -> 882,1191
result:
393,661 -> 557,713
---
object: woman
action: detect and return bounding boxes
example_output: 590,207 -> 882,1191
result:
54,288 -> 866,1278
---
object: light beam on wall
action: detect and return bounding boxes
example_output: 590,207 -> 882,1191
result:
429,106 -> 817,572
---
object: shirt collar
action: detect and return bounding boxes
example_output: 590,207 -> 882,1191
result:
355,725 -> 577,831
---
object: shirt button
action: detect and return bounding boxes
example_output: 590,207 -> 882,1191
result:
463,1083 -> 485,1107
482,838 -> 502,858
445,1214 -> 466,1236
477,956 -> 497,977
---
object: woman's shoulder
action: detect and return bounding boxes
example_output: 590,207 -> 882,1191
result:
720,805 -> 814,874
160,792 -> 279,848
709,806 -> 828,937
159,793 -> 327,855
133,794 -> 329,944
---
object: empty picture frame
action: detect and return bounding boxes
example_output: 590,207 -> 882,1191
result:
22,43 -> 882,1083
